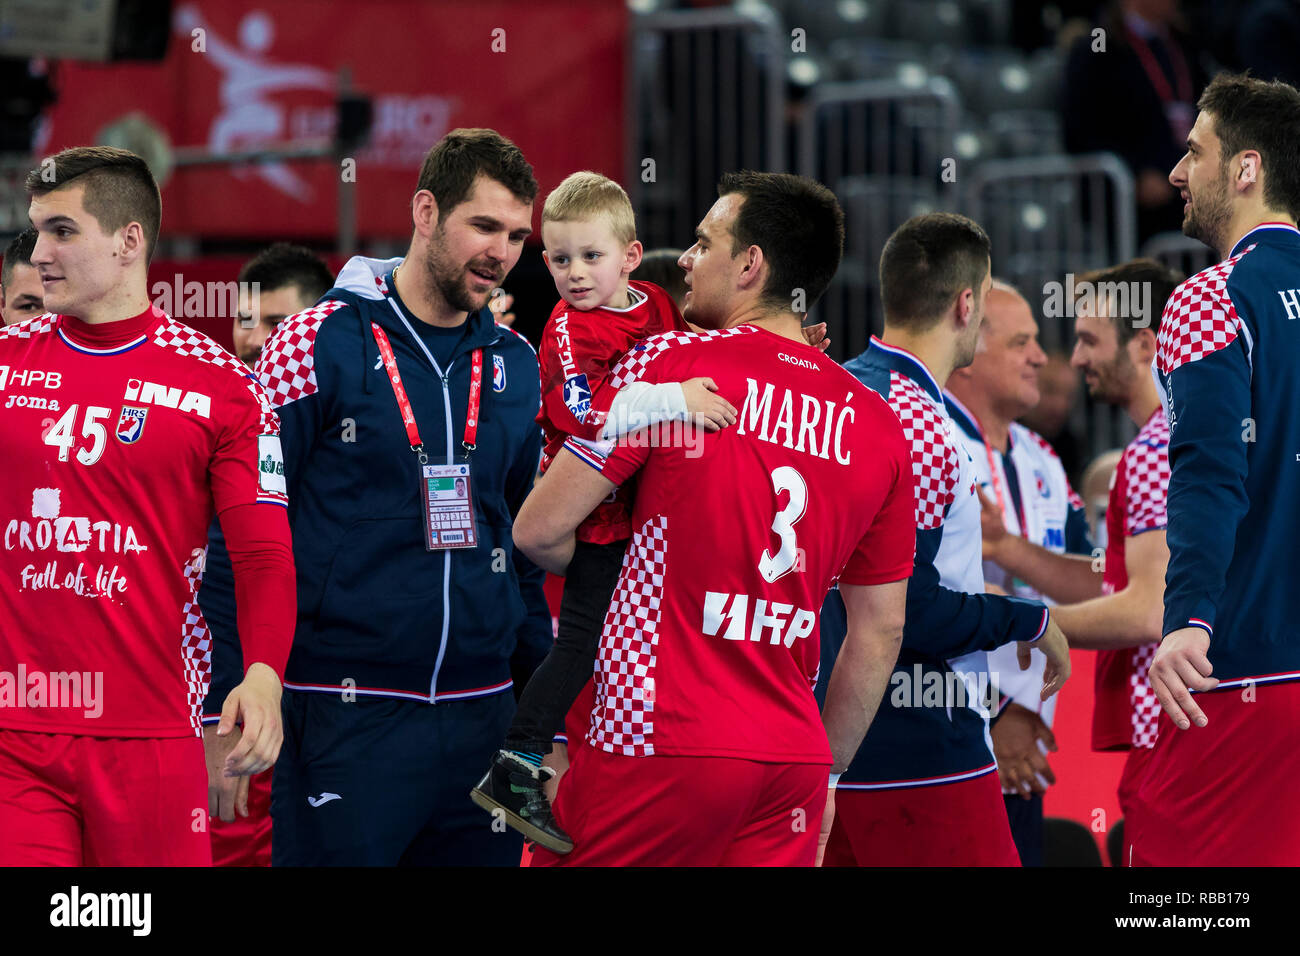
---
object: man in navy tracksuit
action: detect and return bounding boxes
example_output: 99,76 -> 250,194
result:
203,129 -> 551,865
1135,74 -> 1300,864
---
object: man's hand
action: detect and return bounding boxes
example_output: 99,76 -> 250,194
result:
802,321 -> 831,353
204,723 -> 252,823
1149,627 -> 1218,729
218,662 -> 284,777
1018,615 -> 1070,700
978,487 -> 1009,561
991,702 -> 1057,799
816,785 -> 836,867
680,377 -> 737,432
540,743 -> 569,804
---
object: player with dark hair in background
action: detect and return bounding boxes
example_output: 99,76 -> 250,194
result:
199,242 -> 334,867
1,228 -> 44,325
0,146 -> 294,865
980,259 -> 1182,865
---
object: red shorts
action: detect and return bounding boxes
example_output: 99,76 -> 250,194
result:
210,769 -> 272,867
1116,745 -> 1154,820
531,746 -> 828,866
1128,680 -> 1300,866
824,770 -> 1021,866
0,728 -> 211,866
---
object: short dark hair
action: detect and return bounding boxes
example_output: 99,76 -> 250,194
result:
1074,258 -> 1184,343
631,248 -> 687,304
25,146 -> 162,264
879,212 -> 991,328
237,243 -> 335,304
1198,72 -> 1300,221
415,128 -> 538,223
2,228 -> 37,287
716,171 -> 844,313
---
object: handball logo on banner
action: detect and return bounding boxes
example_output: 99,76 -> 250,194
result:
493,354 -> 507,393
563,374 -> 592,420
173,4 -> 458,201
115,406 -> 148,444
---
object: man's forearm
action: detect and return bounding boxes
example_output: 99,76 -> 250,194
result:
991,535 -> 1102,604
1050,586 -> 1161,650
821,625 -> 902,772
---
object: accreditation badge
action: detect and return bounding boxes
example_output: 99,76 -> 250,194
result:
421,460 -> 477,551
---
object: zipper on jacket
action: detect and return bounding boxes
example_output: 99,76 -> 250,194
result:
386,298 -> 456,704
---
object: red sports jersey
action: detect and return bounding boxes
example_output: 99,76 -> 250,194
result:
565,324 -> 915,763
1092,408 -> 1170,752
0,306 -> 287,737
537,280 -> 687,545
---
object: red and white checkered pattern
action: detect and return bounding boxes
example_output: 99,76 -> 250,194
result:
1156,250 -> 1251,375
589,515 -> 669,756
607,325 -> 757,390
154,317 -> 280,434
0,312 -> 58,338
1123,410 -> 1170,535
888,371 -> 958,530
254,299 -> 347,408
179,549 -> 212,737
1130,642 -> 1160,749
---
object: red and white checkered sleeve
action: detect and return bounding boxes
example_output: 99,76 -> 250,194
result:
254,299 -> 346,408
1123,420 -> 1171,536
887,372 -> 958,531
1156,264 -> 1243,376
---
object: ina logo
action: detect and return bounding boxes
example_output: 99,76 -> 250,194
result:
260,454 -> 284,477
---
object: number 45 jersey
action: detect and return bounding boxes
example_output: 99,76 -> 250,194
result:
564,325 -> 916,764
0,307 -> 286,737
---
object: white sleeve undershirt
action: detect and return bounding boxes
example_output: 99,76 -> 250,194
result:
599,381 -> 689,440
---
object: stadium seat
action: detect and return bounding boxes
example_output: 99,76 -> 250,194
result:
946,47 -> 1057,115
1044,817 -> 1104,866
989,109 -> 1063,157
895,0 -> 970,48
828,38 -> 928,83
776,0 -> 895,48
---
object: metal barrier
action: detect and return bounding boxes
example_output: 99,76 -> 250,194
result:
967,153 -> 1136,350
629,7 -> 786,250
1139,230 -> 1217,282
0,155 -> 35,238
967,152 -> 1139,467
795,79 -> 960,358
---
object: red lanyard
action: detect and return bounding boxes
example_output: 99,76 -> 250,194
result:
370,322 -> 482,463
1125,26 -> 1192,107
983,441 -> 1029,541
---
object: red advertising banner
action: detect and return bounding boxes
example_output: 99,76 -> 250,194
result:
38,1 -> 626,240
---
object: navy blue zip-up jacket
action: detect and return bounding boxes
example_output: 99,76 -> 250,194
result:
200,256 -> 551,714
1156,222 -> 1300,687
